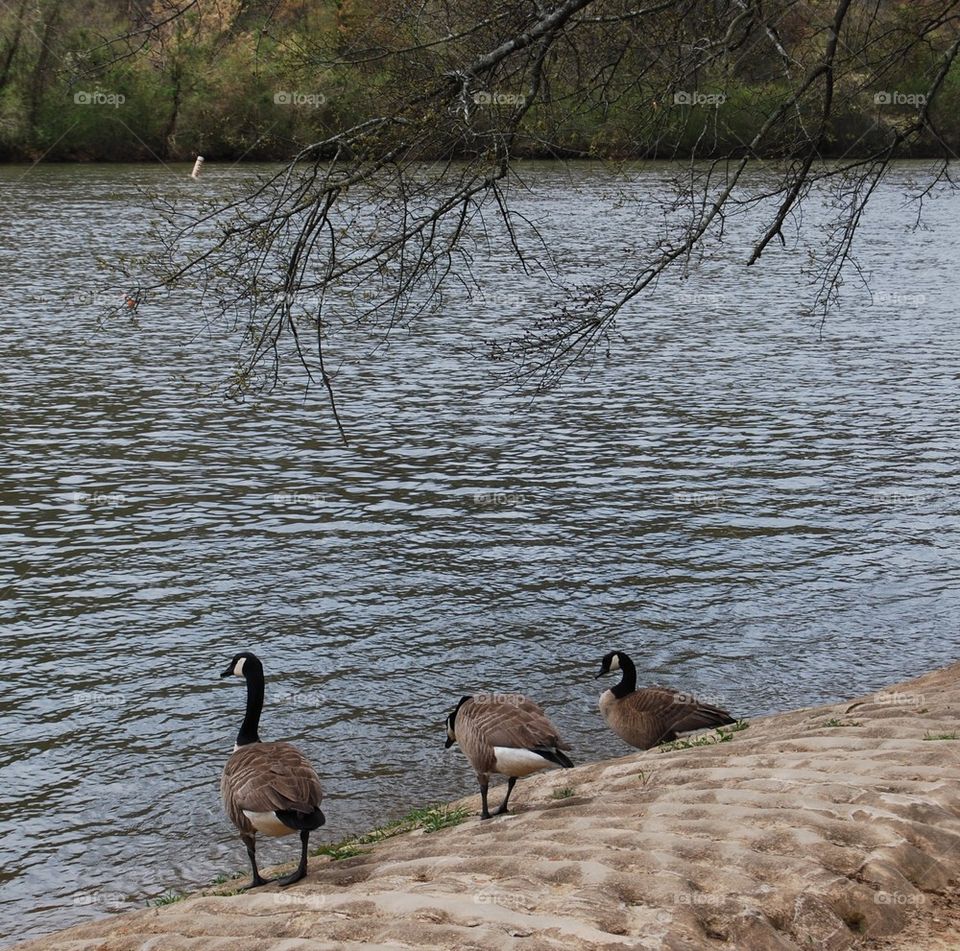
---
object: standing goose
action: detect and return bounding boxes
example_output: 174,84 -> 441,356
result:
444,693 -> 573,819
220,651 -> 325,888
596,650 -> 736,749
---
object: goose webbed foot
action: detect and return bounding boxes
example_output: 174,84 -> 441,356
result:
275,866 -> 307,887
240,874 -> 270,891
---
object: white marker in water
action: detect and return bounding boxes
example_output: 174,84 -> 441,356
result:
190,156 -> 205,179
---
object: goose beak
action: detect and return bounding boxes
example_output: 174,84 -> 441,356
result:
220,665 -> 235,678
595,671 -> 605,679
444,737 -> 454,749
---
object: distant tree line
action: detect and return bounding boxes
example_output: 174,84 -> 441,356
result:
1,0 -> 958,162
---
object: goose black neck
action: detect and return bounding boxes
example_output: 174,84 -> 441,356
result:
237,664 -> 264,746
611,653 -> 637,699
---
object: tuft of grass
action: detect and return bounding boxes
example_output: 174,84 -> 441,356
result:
150,892 -> 185,907
313,842 -> 370,861
551,787 -> 576,800
355,804 -> 468,842
659,720 -> 749,752
405,804 -> 469,834
824,718 -> 862,728
209,870 -> 245,888
310,804 -> 470,864
353,825 -> 402,845
923,731 -> 959,741
659,734 -> 717,752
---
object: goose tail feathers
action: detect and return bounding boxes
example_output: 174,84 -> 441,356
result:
533,746 -> 574,769
275,806 -> 326,831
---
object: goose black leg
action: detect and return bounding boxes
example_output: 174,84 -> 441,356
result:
276,830 -> 310,887
240,834 -> 269,890
495,777 -> 518,815
479,783 -> 492,819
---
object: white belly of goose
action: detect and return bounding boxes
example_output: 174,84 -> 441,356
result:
492,746 -> 555,777
243,810 -> 295,837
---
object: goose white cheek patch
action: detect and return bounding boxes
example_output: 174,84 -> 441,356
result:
609,655 -> 621,672
233,658 -> 246,676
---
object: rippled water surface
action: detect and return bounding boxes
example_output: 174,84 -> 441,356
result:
1,162 -> 958,944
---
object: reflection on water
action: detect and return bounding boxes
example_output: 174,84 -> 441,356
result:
0,162 -> 958,945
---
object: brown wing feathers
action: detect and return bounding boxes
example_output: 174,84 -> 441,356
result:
455,694 -> 570,775
222,741 -> 324,834
664,696 -> 736,736
603,682 -> 737,749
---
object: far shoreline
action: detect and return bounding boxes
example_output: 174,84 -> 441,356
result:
1,153 -> 954,166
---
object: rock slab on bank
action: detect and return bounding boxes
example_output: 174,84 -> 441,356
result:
13,663 -> 960,950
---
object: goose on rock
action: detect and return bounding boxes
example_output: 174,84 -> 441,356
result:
596,649 -> 736,749
219,651 -> 325,888
444,693 -> 573,819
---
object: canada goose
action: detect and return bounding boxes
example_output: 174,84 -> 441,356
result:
596,650 -> 736,749
444,693 -> 573,819
220,652 -> 325,888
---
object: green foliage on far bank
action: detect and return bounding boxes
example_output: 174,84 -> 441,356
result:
2,0 -> 959,162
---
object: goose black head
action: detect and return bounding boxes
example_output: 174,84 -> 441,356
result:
444,713 -> 456,748
221,651 -> 262,679
444,695 -> 472,748
596,650 -> 624,679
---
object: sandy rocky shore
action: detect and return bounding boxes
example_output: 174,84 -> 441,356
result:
15,663 -> 960,951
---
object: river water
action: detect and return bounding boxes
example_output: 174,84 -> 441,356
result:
0,162 -> 957,944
